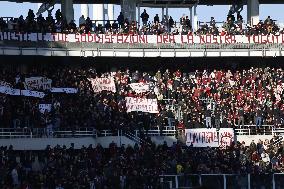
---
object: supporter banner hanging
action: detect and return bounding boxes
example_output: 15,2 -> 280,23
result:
185,128 -> 235,148
219,128 -> 234,149
39,104 -> 52,114
88,78 -> 116,93
2,32 -> 284,44
21,90 -> 45,98
0,81 -> 12,88
25,77 -> 52,90
125,97 -> 159,113
50,88 -> 78,94
185,128 -> 219,147
0,86 -> 20,96
129,83 -> 150,93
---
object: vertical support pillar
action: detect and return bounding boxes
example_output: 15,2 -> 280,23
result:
137,4 -> 140,26
175,175 -> 179,189
61,0 -> 74,24
93,4 -> 104,25
166,5 -> 168,19
107,4 -> 114,21
247,0 -> 259,26
223,175 -> 227,189
81,4 -> 89,18
189,7 -> 193,30
272,174 -> 275,189
248,174 -> 251,189
121,0 -> 137,22
162,7 -> 165,20
193,4 -> 198,32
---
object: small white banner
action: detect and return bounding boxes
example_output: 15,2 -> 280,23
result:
219,128 -> 234,149
39,104 -> 52,114
25,77 -> 52,90
125,97 -> 159,113
129,83 -> 150,93
50,88 -> 78,94
0,86 -> 20,96
21,90 -> 45,98
88,77 -> 116,93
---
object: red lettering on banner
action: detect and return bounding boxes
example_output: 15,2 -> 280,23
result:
188,34 -> 194,44
273,35 -> 279,43
162,35 -> 169,43
124,35 -> 129,43
157,35 -> 163,43
261,35 -> 267,44
87,34 -> 93,42
139,35 -> 147,43
206,35 -> 211,43
212,35 -> 218,44
181,35 -> 186,43
51,33 -> 57,42
225,35 -> 231,44
169,35 -> 175,43
81,34 -> 87,42
199,35 -> 205,44
104,34 -> 111,43
281,34 -> 284,44
253,35 -> 260,43
132,35 -> 138,43
231,35 -> 236,43
75,34 -> 80,42
247,35 -> 252,44
117,35 -> 123,43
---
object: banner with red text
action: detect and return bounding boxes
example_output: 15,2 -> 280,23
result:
88,78 -> 116,93
185,128 -> 235,148
125,97 -> 159,113
1,32 -> 284,44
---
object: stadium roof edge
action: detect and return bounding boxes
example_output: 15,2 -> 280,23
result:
7,0 -> 284,5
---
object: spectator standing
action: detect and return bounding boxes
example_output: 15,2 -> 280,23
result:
117,12 -> 124,27
141,9 -> 149,26
205,109 -> 212,128
255,107 -> 263,129
154,14 -> 160,23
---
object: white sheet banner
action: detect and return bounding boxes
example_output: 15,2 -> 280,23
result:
39,104 -> 52,114
185,128 -> 219,147
129,83 -> 150,93
25,77 -> 52,90
2,32 -> 284,44
219,128 -> 234,149
50,88 -> 78,94
0,86 -> 20,96
125,97 -> 159,113
88,78 -> 116,93
21,90 -> 45,98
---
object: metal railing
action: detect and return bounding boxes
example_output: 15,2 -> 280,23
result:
0,126 -> 177,138
159,173 -> 284,189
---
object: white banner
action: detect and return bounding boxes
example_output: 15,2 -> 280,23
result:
25,77 -> 52,90
39,104 -> 52,114
50,88 -> 78,94
129,83 -> 150,93
88,78 -> 116,93
125,97 -> 159,113
185,128 -> 235,148
21,90 -> 45,98
219,128 -> 234,149
2,32 -> 284,44
0,86 -> 20,96
185,128 -> 219,147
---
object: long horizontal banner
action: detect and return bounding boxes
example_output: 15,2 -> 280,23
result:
1,32 -> 284,44
25,77 -> 52,90
125,97 -> 159,113
185,128 -> 234,148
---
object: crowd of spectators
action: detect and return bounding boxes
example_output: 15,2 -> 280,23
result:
0,9 -> 282,35
1,136 -> 284,189
0,64 -> 283,134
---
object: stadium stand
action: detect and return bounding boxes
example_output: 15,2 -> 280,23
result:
0,9 -> 281,35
